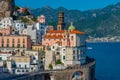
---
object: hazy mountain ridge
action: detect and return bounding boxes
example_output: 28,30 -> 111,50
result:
31,2 -> 120,37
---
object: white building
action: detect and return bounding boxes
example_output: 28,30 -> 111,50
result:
37,15 -> 46,23
0,52 -> 12,61
0,17 -> 25,35
45,42 -> 86,70
0,17 -> 13,28
13,20 -> 25,34
35,23 -> 48,43
26,25 -> 37,43
34,15 -> 48,43
7,51 -> 41,75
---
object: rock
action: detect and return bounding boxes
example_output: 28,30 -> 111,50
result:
0,0 -> 15,19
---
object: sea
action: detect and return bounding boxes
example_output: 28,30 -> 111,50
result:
86,42 -> 120,80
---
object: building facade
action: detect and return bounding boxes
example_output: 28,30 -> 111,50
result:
26,25 -> 37,43
32,44 -> 45,51
0,17 -> 13,28
0,35 -> 31,49
43,12 -> 87,70
13,20 -> 25,34
37,15 -> 46,23
0,51 -> 12,61
0,26 -> 12,36
42,26 -> 85,47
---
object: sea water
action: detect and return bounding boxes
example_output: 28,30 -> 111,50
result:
86,42 -> 120,80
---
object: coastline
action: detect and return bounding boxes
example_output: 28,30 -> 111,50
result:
86,41 -> 120,43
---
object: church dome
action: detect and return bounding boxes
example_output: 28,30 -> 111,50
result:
68,22 -> 75,30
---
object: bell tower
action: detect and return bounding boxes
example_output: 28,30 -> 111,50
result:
57,12 -> 65,30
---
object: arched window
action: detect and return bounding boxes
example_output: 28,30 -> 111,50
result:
72,71 -> 83,80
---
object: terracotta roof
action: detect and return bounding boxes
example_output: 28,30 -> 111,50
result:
44,35 -> 63,39
47,30 -> 65,33
47,30 -> 85,34
69,30 -> 85,34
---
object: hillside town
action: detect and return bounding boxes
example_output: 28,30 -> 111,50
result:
0,11 -> 95,80
0,0 -> 96,80
0,14 -> 48,75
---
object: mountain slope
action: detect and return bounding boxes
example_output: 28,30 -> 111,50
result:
31,3 -> 120,37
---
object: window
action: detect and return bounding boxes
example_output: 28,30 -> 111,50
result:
71,36 -> 74,40
6,44 -> 9,47
25,65 -> 27,69
2,44 -> 4,48
31,67 -> 33,70
12,44 -> 14,48
19,65 -> 21,68
77,50 -> 79,54
63,49 -> 65,53
63,56 -> 66,60
23,44 -> 25,48
77,54 -> 80,59
4,33 -> 6,36
26,70 -> 29,72
23,39 -> 25,43
2,39 -> 4,43
22,70 -> 24,72
18,39 -> 20,43
53,46 -> 54,49
17,44 -> 20,48
7,39 -> 9,43
17,24 -> 19,26
73,56 -> 76,60
12,39 -> 14,43
17,70 -> 20,72
73,50 -> 75,54
56,52 -> 60,55
41,61 -> 43,63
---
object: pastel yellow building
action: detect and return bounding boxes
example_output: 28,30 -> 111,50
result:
32,44 -> 45,51
9,53 -> 30,63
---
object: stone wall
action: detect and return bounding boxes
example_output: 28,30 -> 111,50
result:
51,60 -> 95,80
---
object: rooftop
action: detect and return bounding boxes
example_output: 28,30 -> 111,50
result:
47,30 -> 84,34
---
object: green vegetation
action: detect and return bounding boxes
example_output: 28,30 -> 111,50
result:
48,64 -> 53,70
55,59 -> 63,65
32,17 -> 37,22
22,18 -> 29,23
18,16 -> 29,23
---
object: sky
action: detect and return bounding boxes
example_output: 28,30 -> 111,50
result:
15,0 -> 120,11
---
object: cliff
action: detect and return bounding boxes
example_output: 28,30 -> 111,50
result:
0,0 -> 15,19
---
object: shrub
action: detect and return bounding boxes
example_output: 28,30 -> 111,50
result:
55,59 -> 62,65
48,64 -> 53,70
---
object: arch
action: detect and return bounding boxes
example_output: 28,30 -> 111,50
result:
71,71 -> 84,80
